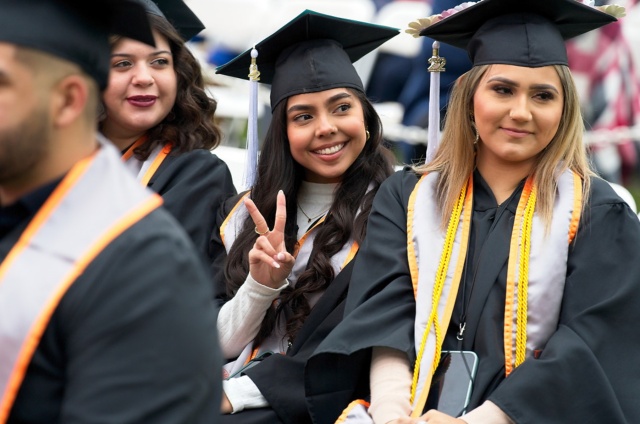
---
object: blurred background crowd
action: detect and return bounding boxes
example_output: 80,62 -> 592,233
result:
184,0 -> 640,206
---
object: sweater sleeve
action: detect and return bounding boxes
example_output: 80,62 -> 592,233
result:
223,375 -> 269,412
369,346 -> 413,423
217,274 -> 288,358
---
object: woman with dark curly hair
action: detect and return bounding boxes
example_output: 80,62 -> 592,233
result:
209,10 -> 398,424
99,0 -> 236,264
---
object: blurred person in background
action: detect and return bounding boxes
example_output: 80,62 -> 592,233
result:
0,0 -> 222,422
367,0 -> 472,165
566,0 -> 640,185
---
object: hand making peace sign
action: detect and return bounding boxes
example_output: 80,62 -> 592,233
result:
245,190 -> 296,289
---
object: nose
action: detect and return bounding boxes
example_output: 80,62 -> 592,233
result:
315,115 -> 337,137
509,97 -> 532,121
132,65 -> 154,87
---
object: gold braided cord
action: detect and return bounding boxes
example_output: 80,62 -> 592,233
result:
515,184 -> 536,366
503,176 -> 533,376
410,181 -> 467,403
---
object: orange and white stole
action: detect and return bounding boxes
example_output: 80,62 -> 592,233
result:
409,169 -> 581,416
338,169 -> 582,423
0,140 -> 162,421
121,135 -> 172,186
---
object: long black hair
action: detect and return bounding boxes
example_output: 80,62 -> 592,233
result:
224,88 -> 395,345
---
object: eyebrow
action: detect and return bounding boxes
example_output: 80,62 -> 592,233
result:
110,50 -> 172,58
486,76 -> 560,94
287,91 -> 353,113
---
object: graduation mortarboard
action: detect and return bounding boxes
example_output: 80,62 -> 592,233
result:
0,0 -> 155,90
405,0 -> 623,163
407,0 -> 624,67
137,0 -> 205,41
215,10 -> 398,189
215,9 -> 399,110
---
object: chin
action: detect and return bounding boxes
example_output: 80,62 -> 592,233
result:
130,118 -> 163,132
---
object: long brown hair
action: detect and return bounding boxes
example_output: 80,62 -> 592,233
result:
99,13 -> 222,159
224,89 -> 396,345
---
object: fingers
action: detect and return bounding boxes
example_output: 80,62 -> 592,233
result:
245,190 -> 287,236
250,237 -> 294,268
245,190 -> 293,288
248,240 -> 295,288
249,240 -> 282,269
244,196 -> 269,235
274,250 -> 295,270
273,190 -> 287,234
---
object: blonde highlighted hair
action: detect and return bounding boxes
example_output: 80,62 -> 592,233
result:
414,64 -> 593,230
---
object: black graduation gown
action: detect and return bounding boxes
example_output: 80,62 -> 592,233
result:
149,149 -> 236,266
3,205 -> 222,423
306,168 -> 640,424
211,193 -> 355,424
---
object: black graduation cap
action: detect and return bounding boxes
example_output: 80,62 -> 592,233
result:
137,0 -> 205,41
215,9 -> 399,110
418,0 -> 619,67
0,0 -> 154,90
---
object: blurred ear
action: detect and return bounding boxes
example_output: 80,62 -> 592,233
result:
51,74 -> 89,128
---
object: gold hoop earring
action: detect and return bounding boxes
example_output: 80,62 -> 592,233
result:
365,129 -> 370,140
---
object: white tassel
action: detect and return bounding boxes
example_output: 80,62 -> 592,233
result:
426,41 -> 445,164
244,47 -> 260,190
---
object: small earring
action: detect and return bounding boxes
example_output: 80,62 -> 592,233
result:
365,129 -> 370,140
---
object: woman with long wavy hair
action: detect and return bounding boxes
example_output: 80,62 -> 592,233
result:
99,0 -> 236,264
210,10 -> 398,424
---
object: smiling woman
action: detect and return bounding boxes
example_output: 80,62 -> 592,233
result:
305,1 -> 640,423
208,10 -> 398,424
471,65 -> 565,203
98,0 -> 236,265
285,88 -> 369,184
102,31 -> 177,137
